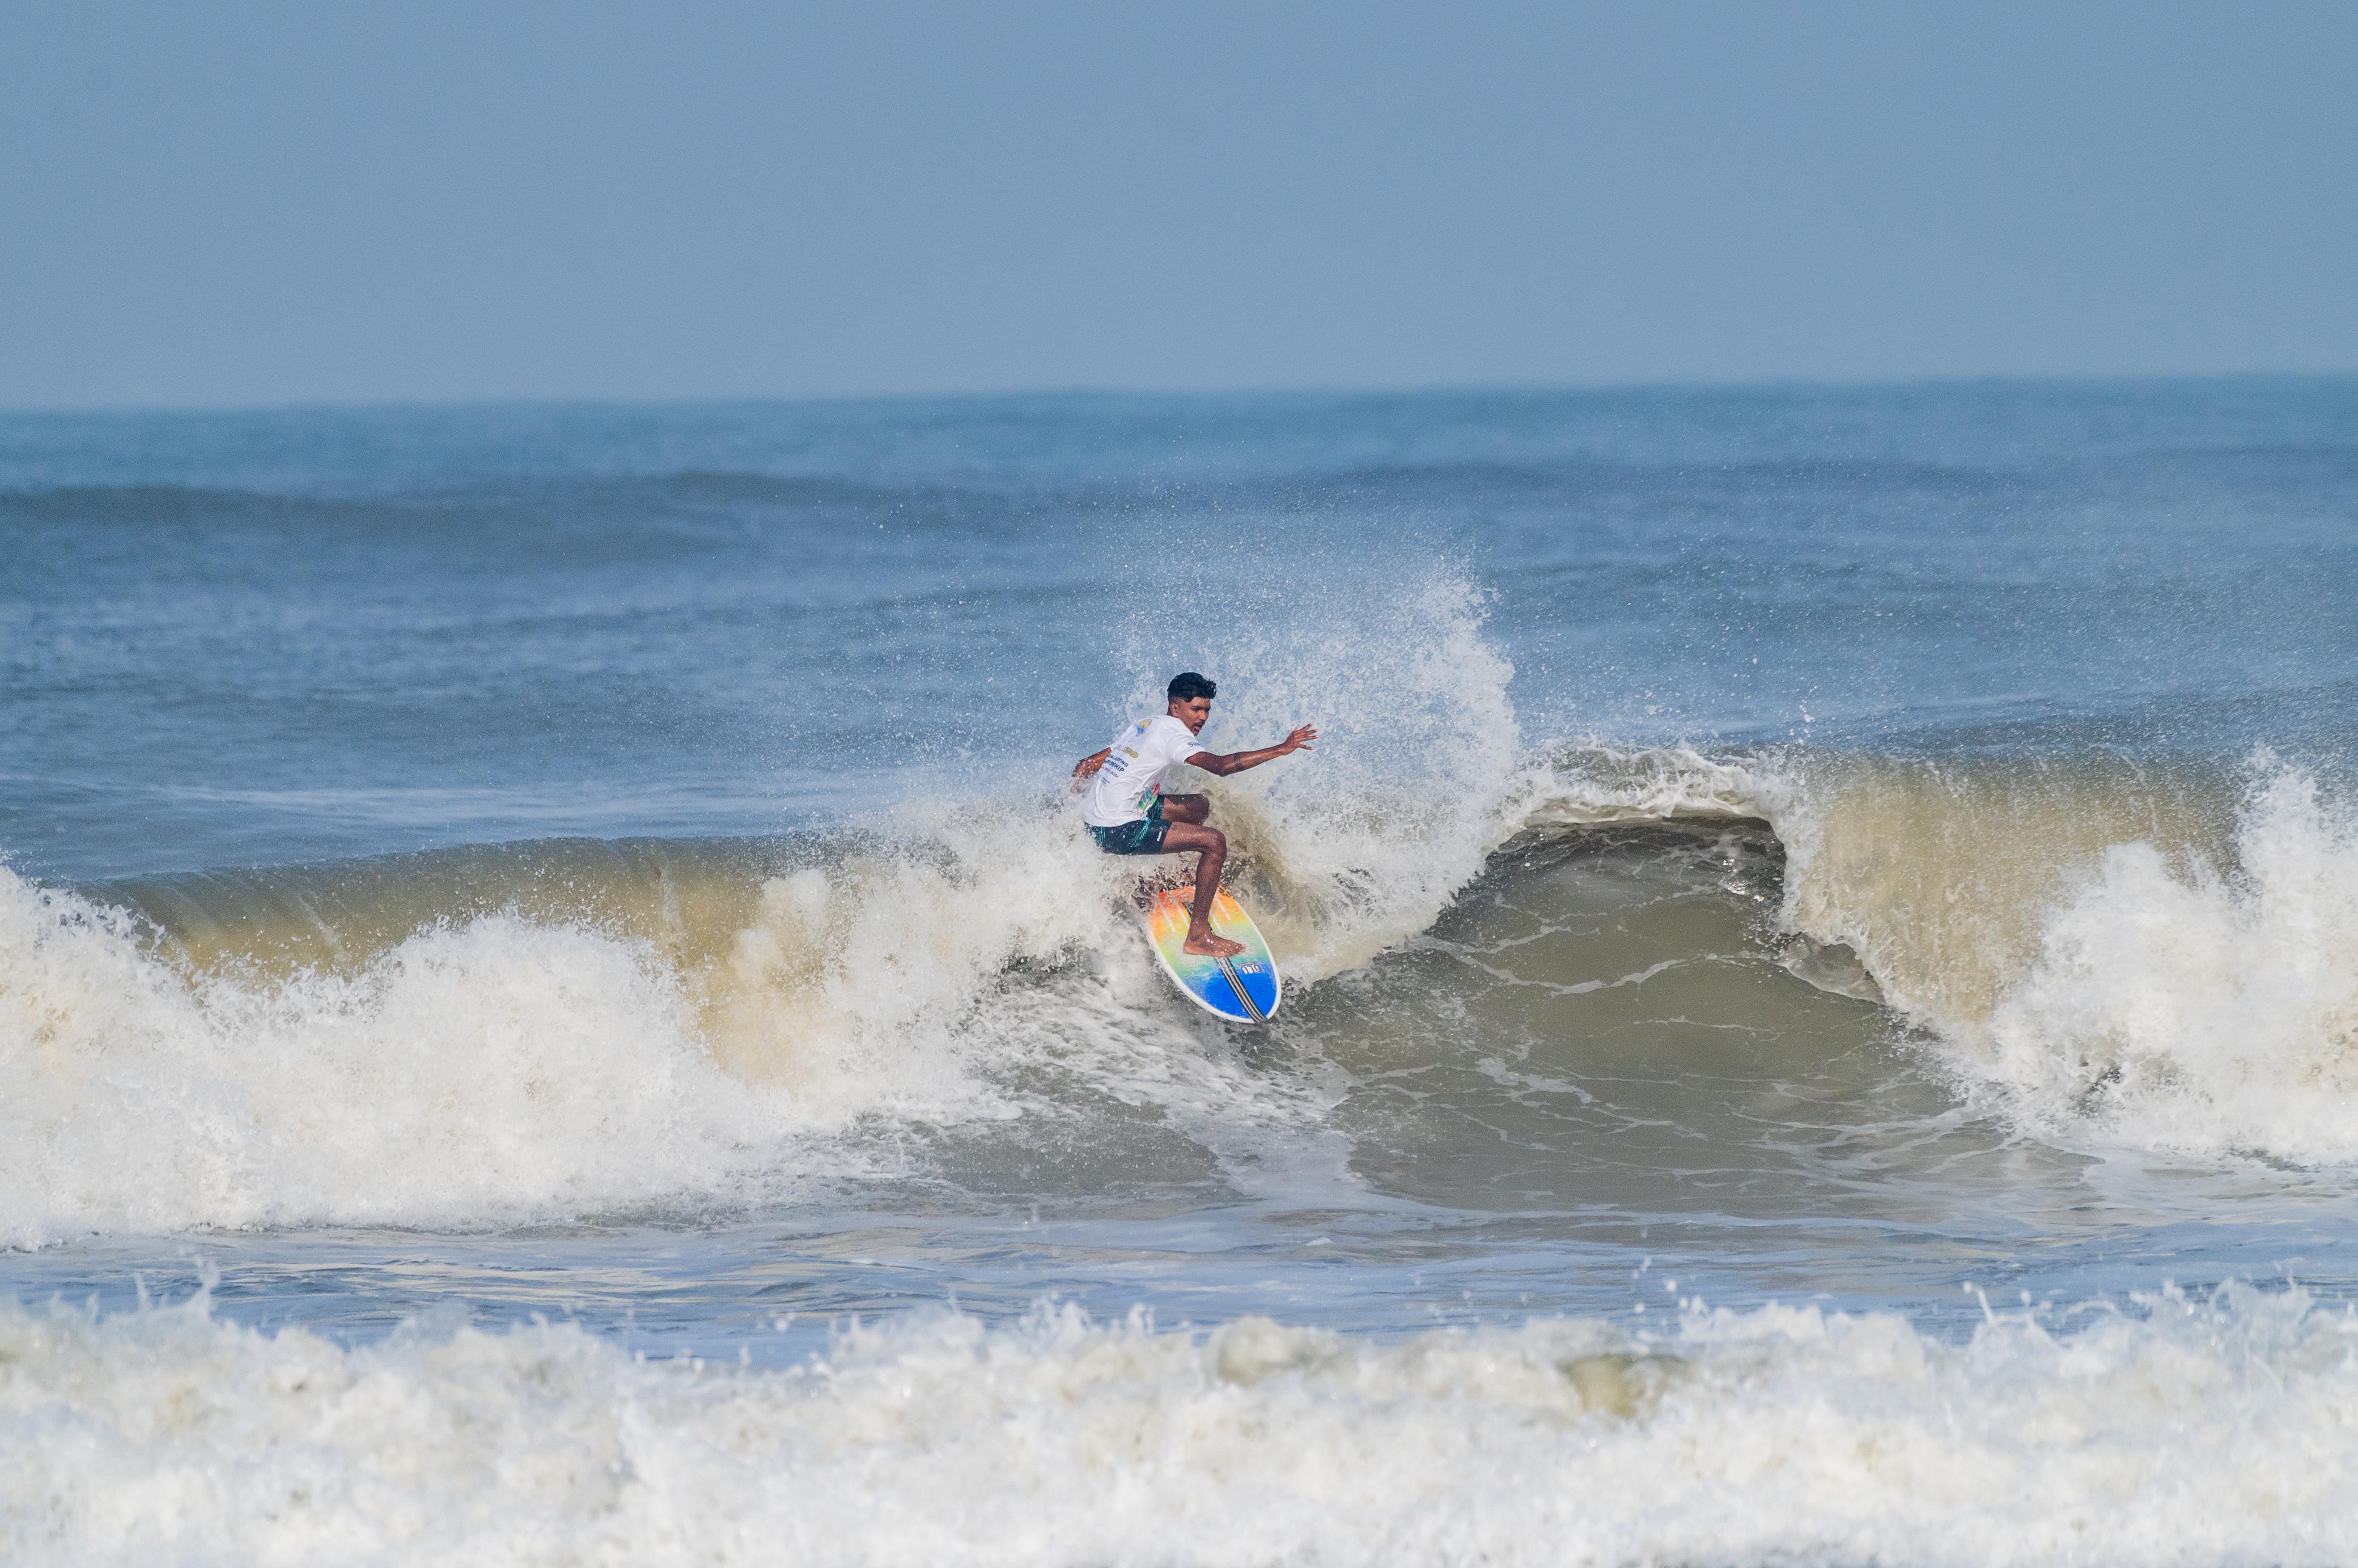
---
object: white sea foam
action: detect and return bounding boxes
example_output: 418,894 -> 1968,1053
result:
1765,753 -> 2358,1164
6,1285 -> 2354,1566
1984,766 -> 2358,1162
0,869 -> 789,1247
0,824 -> 1261,1246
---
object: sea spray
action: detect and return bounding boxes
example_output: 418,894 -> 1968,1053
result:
1115,570 -> 1541,979
1987,763 -> 2358,1161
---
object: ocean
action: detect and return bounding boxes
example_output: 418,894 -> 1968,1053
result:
5,380 -> 2358,1563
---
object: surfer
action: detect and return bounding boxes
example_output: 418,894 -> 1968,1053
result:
1072,672 -> 1317,958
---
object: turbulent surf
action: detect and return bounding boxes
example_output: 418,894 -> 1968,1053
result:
6,382 -> 2358,1562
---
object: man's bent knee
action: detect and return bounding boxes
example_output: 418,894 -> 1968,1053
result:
1162,794 -> 1211,825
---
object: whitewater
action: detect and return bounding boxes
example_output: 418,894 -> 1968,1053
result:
6,381 -> 2358,1564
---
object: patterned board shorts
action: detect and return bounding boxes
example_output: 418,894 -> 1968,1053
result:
1088,796 -> 1169,855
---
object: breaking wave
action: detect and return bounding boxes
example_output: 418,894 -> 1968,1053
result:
0,573 -> 1537,1246
7,561 -> 2358,1249
1536,742 -> 2358,1164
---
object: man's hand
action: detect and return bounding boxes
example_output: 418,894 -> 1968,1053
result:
1185,724 -> 1320,777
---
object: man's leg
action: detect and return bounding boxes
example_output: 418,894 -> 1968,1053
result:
1158,821 -> 1243,957
1157,793 -> 1210,826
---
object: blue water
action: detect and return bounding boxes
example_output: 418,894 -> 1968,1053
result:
7,380 -> 2358,1562
11,381 -> 2352,879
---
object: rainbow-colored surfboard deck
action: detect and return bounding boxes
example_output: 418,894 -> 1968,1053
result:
1140,887 -> 1282,1024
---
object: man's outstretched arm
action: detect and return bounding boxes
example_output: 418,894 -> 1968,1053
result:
1071,748 -> 1112,784
1185,724 -> 1318,777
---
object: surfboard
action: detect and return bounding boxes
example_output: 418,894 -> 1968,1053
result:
1139,886 -> 1282,1024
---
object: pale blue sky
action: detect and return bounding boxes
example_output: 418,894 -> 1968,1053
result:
4,1 -> 2353,409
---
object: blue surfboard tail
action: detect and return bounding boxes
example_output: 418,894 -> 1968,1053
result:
1217,956 -> 1272,1023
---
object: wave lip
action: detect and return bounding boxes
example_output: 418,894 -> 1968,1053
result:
6,1285 -> 2354,1566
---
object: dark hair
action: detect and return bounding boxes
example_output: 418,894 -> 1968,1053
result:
1167,671 -> 1217,703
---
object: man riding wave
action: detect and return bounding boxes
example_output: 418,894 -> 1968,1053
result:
1072,672 -> 1317,958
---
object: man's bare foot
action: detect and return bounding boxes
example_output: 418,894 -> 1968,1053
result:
1183,928 -> 1245,958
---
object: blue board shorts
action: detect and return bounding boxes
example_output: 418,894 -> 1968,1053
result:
1089,796 -> 1169,855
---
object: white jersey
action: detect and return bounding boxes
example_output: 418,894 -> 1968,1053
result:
1082,714 -> 1207,827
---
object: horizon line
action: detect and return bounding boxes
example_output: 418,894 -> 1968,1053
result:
5,368 -> 2355,422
